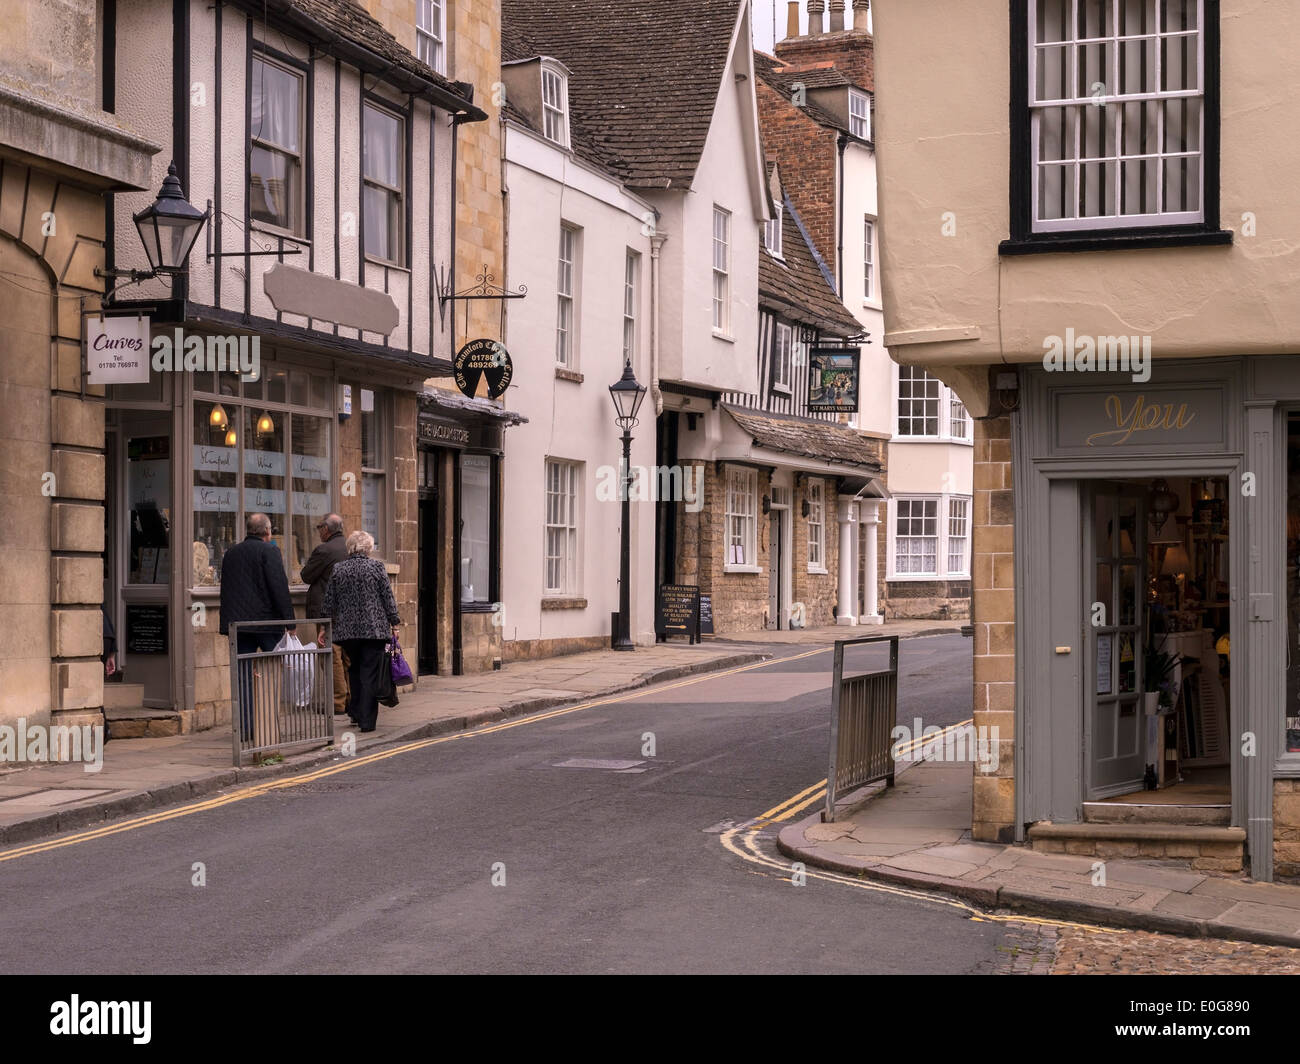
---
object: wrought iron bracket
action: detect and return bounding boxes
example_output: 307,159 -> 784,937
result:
435,263 -> 527,334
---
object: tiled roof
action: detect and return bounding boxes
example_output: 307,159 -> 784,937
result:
754,51 -> 846,133
242,0 -> 479,114
502,0 -> 743,189
724,404 -> 883,471
760,194 -> 865,338
776,63 -> 852,89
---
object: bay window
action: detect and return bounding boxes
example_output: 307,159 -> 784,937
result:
889,495 -> 972,579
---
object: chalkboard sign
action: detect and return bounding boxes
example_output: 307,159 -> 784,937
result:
125,604 -> 168,655
699,594 -> 714,635
656,584 -> 701,644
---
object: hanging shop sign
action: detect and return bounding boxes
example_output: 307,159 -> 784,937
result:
808,348 -> 860,413
85,314 -> 151,385
454,338 -> 513,400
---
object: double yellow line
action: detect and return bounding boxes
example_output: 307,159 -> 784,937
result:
0,645 -> 831,864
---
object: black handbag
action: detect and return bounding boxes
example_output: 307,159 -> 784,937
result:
377,643 -> 400,707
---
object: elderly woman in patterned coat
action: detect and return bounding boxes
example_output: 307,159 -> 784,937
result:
323,530 -> 401,732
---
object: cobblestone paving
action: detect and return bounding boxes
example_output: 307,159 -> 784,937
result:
1052,926 -> 1300,974
989,918 -> 1300,974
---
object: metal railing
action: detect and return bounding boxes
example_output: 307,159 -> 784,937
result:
823,634 -> 899,822
229,619 -> 335,766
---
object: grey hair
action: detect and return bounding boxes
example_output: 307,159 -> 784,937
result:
345,530 -> 375,557
246,512 -> 272,536
323,513 -> 344,534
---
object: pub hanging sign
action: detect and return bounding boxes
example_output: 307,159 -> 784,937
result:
454,338 -> 513,400
808,347 -> 860,413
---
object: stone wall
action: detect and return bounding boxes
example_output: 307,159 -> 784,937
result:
791,475 -> 839,626
970,415 -> 1015,843
884,578 -> 972,620
0,164 -> 112,731
461,609 -> 502,672
1276,780 -> 1300,877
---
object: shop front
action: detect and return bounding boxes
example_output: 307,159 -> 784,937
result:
102,322 -> 425,736
417,391 -> 524,675
1012,356 -> 1300,880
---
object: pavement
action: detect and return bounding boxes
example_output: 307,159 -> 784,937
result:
779,757 -> 1300,949
0,619 -> 963,850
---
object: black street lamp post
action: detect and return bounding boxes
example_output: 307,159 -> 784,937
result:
608,362 -> 648,651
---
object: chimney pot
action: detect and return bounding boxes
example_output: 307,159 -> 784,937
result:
786,0 -> 800,39
809,0 -> 825,35
829,0 -> 845,32
853,0 -> 870,31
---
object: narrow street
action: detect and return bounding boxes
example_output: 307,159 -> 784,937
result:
0,635 -> 1016,974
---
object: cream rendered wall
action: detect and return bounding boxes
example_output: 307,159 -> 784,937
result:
501,129 -> 656,646
873,0 -> 1300,376
840,141 -> 890,437
647,28 -> 763,395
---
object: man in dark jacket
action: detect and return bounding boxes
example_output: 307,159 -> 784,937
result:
220,513 -> 294,740
300,513 -> 349,715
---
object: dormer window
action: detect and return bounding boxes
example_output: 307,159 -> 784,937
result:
764,198 -> 784,258
417,0 -> 445,74
849,89 -> 871,140
542,64 -> 569,147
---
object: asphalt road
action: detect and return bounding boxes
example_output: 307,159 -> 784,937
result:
0,633 -> 1007,974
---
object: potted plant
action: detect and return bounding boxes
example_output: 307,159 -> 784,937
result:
1144,646 -> 1184,715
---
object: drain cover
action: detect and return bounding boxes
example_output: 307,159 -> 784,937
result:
553,758 -> 645,770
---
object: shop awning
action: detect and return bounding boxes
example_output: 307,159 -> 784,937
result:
419,387 -> 527,426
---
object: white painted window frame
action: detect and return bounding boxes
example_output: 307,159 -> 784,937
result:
887,493 -> 974,581
863,216 -> 876,302
622,249 -> 639,366
724,465 -> 759,572
1028,0 -> 1205,232
544,458 -> 581,595
416,0 -> 446,74
556,223 -> 580,367
849,88 -> 871,140
772,320 -> 793,394
807,478 -> 827,573
712,205 -> 731,337
895,365 -> 974,445
542,63 -> 570,148
765,198 -> 784,258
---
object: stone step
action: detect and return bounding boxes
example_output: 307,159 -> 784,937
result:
103,705 -> 185,739
1083,800 -> 1231,827
102,683 -> 146,711
1028,821 -> 1245,871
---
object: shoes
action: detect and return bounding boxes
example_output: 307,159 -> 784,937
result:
359,726 -> 376,733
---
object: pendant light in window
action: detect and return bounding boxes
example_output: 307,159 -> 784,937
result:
210,402 -> 229,430
224,426 -> 237,447
256,410 -> 275,436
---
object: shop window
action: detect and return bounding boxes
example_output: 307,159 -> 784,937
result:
544,459 -> 581,595
192,367 -> 332,585
360,388 -> 385,557
127,435 -> 171,584
461,453 -> 493,604
725,466 -> 757,568
807,478 -> 825,571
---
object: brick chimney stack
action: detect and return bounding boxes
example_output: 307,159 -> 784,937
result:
808,0 -> 825,35
829,0 -> 846,32
786,0 -> 800,39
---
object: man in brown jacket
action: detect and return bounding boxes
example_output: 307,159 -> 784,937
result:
300,513 -> 349,714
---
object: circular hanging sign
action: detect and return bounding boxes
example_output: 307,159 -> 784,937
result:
454,338 -> 513,400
